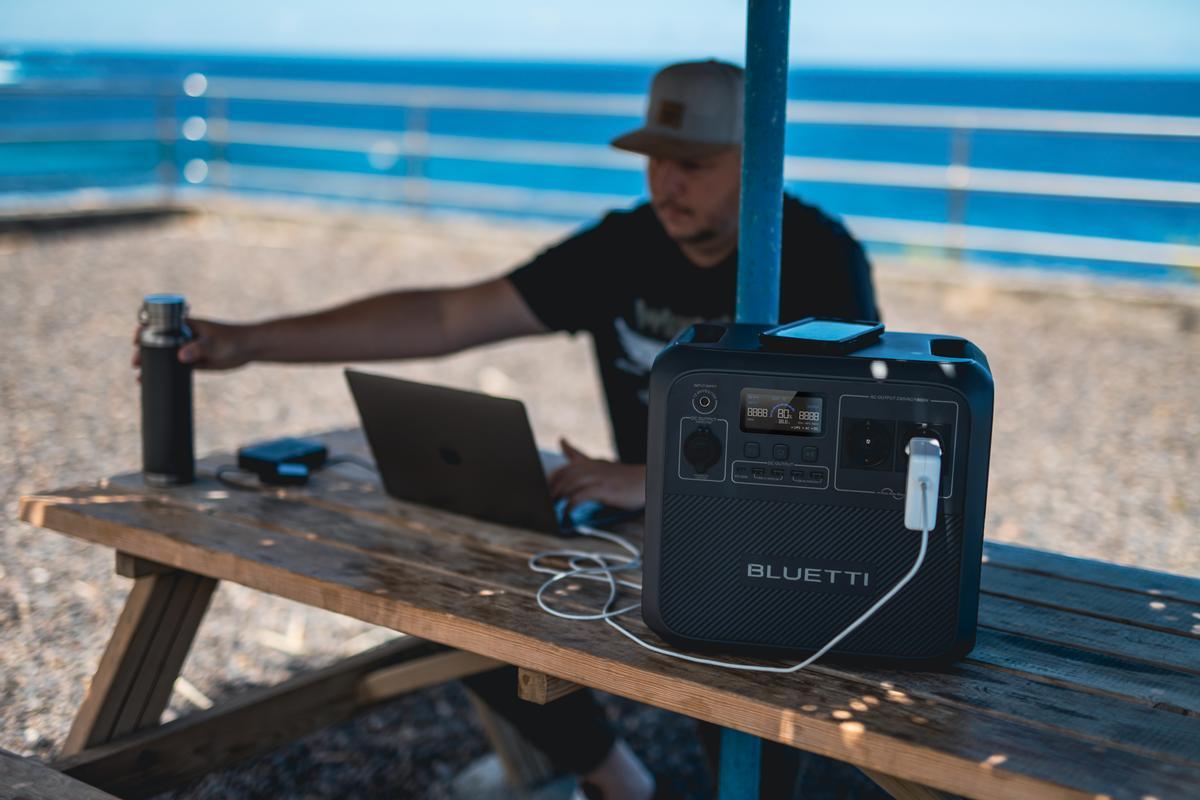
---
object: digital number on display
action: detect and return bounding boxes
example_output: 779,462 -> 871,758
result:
739,389 -> 824,436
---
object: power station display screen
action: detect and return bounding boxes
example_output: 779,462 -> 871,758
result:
740,389 -> 824,436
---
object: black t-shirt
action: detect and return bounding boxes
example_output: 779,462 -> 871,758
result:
507,195 -> 880,465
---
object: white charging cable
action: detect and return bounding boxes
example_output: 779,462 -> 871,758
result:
530,437 -> 942,673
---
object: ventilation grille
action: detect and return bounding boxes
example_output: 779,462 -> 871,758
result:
657,493 -> 965,658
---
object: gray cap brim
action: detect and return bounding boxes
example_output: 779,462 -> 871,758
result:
610,128 -> 736,160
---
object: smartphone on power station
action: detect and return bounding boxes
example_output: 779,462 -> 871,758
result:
759,317 -> 885,355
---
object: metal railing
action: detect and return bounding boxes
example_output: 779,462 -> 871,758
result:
2,75 -> 1198,272
0,80 -> 178,210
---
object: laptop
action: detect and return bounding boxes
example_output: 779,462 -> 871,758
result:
345,369 -> 636,535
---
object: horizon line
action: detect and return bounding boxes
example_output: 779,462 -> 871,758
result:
5,43 -> 1200,75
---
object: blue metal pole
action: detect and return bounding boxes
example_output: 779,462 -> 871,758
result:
722,3 -> 792,795
736,0 -> 792,326
718,728 -> 762,799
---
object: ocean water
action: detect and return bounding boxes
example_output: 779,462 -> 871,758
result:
2,50 -> 1198,282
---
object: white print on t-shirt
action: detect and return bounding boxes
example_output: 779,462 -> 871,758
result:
615,302 -> 733,405
613,316 -> 665,378
633,298 -> 719,341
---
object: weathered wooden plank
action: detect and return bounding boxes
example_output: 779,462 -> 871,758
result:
103,470 -> 553,594
122,572 -> 216,735
19,484 -> 1200,800
982,564 -> 1200,637
62,573 -> 161,754
979,594 -> 1200,675
685,633 -> 1200,800
517,668 -> 584,705
968,629 -> 1198,716
182,454 -> 581,558
983,541 -> 1200,604
356,649 -> 502,703
55,637 -> 447,799
829,658 -> 1200,766
61,568 -> 216,755
0,748 -> 119,800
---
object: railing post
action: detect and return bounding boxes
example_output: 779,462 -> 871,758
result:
155,90 -> 176,202
946,127 -> 972,265
736,0 -> 792,326
209,95 -> 230,192
405,104 -> 430,211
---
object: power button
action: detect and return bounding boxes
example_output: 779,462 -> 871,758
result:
692,390 -> 718,415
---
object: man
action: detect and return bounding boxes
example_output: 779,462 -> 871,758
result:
135,60 -> 879,799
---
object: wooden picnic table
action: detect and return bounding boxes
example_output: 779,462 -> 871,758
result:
16,428 -> 1200,800
0,748 -> 119,800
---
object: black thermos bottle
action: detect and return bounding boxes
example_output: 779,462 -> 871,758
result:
139,294 -> 195,486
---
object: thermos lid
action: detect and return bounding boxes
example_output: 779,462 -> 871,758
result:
139,294 -> 188,331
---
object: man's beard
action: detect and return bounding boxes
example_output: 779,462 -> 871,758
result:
655,201 -> 733,248
672,226 -> 721,246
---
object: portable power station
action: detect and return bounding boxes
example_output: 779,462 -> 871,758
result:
643,321 -> 994,664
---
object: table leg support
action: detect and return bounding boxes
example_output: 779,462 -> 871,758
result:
517,667 -> 583,705
718,728 -> 762,799
62,556 -> 217,755
55,637 -> 484,798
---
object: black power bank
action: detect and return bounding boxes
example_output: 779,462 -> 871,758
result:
237,437 -> 328,485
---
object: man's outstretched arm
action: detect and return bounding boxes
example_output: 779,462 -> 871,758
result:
133,277 -> 547,371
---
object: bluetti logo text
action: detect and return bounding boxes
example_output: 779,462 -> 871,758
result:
746,563 -> 869,586
742,558 -> 874,596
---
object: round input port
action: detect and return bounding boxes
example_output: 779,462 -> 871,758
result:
692,390 -> 718,415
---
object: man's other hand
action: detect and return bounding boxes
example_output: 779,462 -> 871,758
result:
131,318 -> 254,373
547,438 -> 646,512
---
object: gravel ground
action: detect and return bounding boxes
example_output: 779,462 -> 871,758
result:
1,203 -> 1197,798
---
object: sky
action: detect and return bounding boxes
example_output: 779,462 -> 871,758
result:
2,0 -> 1198,70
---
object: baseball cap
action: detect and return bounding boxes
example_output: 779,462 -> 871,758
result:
611,60 -> 744,160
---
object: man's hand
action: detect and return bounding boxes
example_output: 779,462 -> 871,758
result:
547,438 -> 646,512
131,318 -> 254,373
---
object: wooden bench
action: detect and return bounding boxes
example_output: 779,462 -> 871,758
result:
0,748 -> 119,800
15,428 -> 1200,799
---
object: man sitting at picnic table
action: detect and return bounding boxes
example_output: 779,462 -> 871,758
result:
137,60 -> 879,799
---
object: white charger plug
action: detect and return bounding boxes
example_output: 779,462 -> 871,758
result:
904,436 -> 942,531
